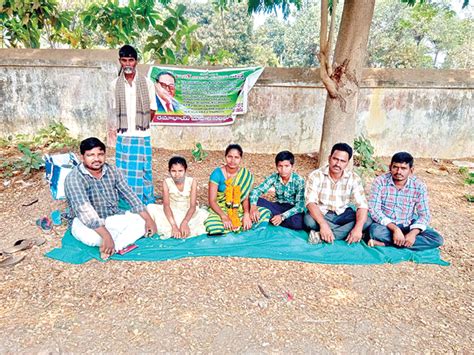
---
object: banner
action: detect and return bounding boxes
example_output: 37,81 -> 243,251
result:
148,66 -> 263,126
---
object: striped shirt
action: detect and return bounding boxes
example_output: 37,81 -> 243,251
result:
305,165 -> 368,215
64,163 -> 145,229
249,172 -> 306,219
369,173 -> 431,231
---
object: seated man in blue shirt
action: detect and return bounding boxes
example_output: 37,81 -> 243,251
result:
368,152 -> 443,250
64,137 -> 157,260
249,151 -> 305,230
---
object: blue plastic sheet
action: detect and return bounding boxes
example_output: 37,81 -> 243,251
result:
45,225 -> 449,266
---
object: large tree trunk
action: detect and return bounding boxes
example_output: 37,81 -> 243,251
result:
318,0 -> 375,165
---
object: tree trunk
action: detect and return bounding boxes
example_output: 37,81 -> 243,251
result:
318,0 -> 375,165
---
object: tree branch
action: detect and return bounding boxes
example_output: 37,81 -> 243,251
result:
326,0 -> 338,76
320,0 -> 328,54
319,0 -> 339,99
318,52 -> 339,99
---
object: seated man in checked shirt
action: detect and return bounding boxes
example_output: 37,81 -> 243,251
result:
368,152 -> 443,250
304,143 -> 372,244
64,137 -> 157,260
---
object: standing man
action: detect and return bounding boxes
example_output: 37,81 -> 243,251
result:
368,152 -> 443,250
65,137 -> 157,260
112,44 -> 157,204
304,143 -> 371,244
154,71 -> 180,113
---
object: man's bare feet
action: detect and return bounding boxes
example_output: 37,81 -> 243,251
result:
367,239 -> 385,247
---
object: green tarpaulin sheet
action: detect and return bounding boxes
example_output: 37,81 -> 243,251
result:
45,225 -> 448,266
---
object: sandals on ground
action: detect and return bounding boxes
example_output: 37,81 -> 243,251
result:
36,217 -> 53,232
3,237 -> 46,254
0,251 -> 25,268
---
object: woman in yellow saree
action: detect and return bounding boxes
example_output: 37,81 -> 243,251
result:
205,144 -> 271,235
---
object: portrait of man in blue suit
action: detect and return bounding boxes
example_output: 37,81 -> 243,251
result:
154,71 -> 181,113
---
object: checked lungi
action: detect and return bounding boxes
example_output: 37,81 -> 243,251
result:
116,135 -> 155,205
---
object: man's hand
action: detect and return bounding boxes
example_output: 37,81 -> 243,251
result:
250,205 -> 260,223
270,214 -> 283,226
320,222 -> 334,243
171,224 -> 181,238
179,220 -> 191,239
403,230 -> 418,248
100,235 -> 115,259
221,214 -> 233,230
392,227 -> 405,246
346,226 -> 363,244
145,218 -> 157,236
242,213 -> 252,231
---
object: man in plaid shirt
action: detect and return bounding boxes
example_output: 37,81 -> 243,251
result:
304,143 -> 371,244
368,152 -> 443,250
249,151 -> 306,230
65,137 -> 157,260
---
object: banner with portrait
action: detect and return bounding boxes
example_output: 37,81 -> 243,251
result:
148,66 -> 264,126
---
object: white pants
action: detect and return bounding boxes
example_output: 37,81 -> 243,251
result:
71,212 -> 146,251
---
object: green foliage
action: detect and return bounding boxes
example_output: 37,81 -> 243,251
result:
0,0 -> 72,48
204,49 -> 235,66
0,136 -> 11,148
2,0 -> 470,69
465,173 -> 474,185
353,136 -> 387,181
1,0 -> 201,65
2,121 -> 79,150
251,44 -> 280,67
457,168 -> 473,203
35,121 -> 80,149
0,121 -> 78,178
227,0 -> 301,18
0,144 -> 44,178
0,158 -> 15,178
191,142 -> 208,162
80,0 -> 160,47
368,0 -> 473,69
143,5 -> 202,64
16,144 -> 44,175
458,166 -> 469,175
254,3 -> 322,67
182,0 -> 254,66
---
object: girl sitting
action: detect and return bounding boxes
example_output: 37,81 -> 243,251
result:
147,156 -> 208,239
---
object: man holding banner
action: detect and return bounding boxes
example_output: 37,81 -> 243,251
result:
112,45 -> 156,204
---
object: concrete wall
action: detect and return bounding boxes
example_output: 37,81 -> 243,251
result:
1,49 -> 472,158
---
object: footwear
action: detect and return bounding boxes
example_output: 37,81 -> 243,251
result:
51,210 -> 62,225
308,230 -> 321,244
4,237 -> 46,253
36,217 -> 53,232
0,251 -> 25,268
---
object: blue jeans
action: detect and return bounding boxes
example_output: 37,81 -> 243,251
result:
369,222 -> 443,251
256,198 -> 305,230
304,207 -> 372,240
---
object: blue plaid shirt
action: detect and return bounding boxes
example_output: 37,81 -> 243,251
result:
64,163 -> 145,229
369,173 -> 431,231
250,172 -> 306,219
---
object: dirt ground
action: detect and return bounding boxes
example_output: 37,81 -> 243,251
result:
0,148 -> 473,353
